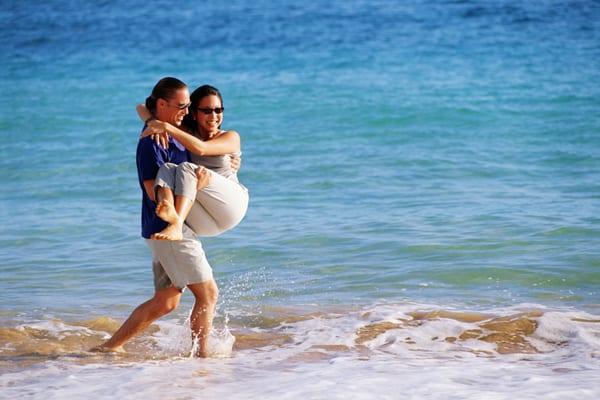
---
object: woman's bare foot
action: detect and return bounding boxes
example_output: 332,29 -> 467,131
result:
155,199 -> 179,224
152,223 -> 184,241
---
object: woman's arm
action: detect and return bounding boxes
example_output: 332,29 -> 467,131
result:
144,120 -> 240,156
136,104 -> 153,123
136,104 -> 169,149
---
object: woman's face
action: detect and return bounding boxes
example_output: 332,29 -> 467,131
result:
194,95 -> 223,137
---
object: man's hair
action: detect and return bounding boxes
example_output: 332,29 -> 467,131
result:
145,77 -> 187,115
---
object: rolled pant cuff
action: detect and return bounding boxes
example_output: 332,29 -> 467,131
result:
175,186 -> 198,202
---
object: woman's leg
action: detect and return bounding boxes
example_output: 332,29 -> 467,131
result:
154,162 -> 249,239
186,169 -> 249,237
153,163 -> 196,241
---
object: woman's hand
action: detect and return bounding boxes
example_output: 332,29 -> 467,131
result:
141,120 -> 170,149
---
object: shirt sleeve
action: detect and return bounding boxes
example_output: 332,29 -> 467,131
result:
138,137 -> 165,181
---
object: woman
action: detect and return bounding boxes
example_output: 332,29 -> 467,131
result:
138,85 -> 249,241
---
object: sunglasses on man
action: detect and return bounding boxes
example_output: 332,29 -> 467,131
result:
165,101 -> 192,110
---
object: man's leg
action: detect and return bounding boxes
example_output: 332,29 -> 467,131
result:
93,286 -> 182,352
187,279 -> 219,358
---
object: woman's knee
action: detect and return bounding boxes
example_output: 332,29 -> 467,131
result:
155,162 -> 178,192
177,162 -> 198,175
218,192 -> 249,229
159,162 -> 178,172
216,206 -> 247,231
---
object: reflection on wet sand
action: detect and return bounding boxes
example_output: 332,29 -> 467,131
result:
233,330 -> 293,350
355,310 -> 544,354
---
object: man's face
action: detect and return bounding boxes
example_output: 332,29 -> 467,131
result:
155,88 -> 190,126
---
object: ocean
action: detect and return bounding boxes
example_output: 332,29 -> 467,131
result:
1,0 -> 599,398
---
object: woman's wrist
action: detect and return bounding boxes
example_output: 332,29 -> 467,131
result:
164,122 -> 177,134
144,116 -> 155,124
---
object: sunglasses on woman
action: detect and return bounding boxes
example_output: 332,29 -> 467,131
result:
197,107 -> 225,115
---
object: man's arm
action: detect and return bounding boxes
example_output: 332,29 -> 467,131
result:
137,137 -> 165,202
143,180 -> 156,202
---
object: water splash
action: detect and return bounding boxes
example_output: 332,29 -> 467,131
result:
207,316 -> 236,358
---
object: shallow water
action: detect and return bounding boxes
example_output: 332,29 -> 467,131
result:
1,0 -> 600,398
2,303 -> 600,399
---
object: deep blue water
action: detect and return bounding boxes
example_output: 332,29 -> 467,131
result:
1,0 -> 599,319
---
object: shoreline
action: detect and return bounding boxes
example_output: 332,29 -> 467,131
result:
2,300 -> 599,399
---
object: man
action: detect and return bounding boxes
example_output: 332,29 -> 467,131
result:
94,77 -> 218,357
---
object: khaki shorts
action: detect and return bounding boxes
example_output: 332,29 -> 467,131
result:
146,224 -> 213,291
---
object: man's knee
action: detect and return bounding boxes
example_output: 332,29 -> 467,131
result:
189,280 -> 218,306
208,283 -> 219,304
202,283 -> 218,306
150,290 -> 181,316
154,300 -> 178,317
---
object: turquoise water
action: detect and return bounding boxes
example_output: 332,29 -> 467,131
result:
0,1 -> 600,312
3,0 -> 598,314
1,2 -> 600,398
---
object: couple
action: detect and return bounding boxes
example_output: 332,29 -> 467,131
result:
94,77 -> 248,357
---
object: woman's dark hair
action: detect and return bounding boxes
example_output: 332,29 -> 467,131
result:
145,77 -> 187,115
182,84 -> 224,131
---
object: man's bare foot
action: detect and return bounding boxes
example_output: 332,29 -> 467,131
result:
194,350 -> 209,358
152,223 -> 184,241
155,199 -> 179,224
196,166 -> 210,190
90,344 -> 126,354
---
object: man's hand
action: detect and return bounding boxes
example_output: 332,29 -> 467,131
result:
196,166 -> 210,190
230,154 -> 241,173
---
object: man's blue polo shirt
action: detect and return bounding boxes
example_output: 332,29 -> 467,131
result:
136,134 -> 189,239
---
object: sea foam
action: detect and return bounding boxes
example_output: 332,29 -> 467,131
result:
1,303 -> 599,399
